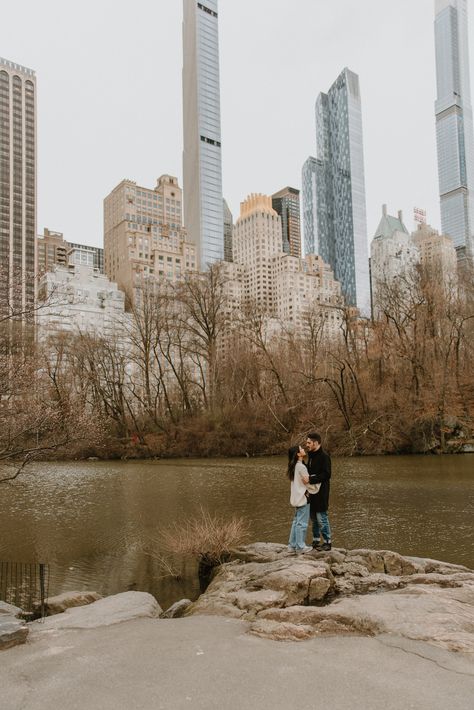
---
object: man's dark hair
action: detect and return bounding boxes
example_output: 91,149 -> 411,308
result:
307,432 -> 322,444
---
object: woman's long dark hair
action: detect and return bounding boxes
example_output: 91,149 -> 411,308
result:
287,446 -> 300,481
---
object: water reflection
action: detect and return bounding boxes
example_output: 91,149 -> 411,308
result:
0,455 -> 472,610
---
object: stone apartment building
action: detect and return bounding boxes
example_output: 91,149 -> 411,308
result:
37,263 -> 129,340
230,193 -> 342,337
103,175 -> 196,304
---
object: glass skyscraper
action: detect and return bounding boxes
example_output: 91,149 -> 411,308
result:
182,0 -> 224,269
0,57 -> 36,319
313,68 -> 370,315
302,155 -> 326,257
271,186 -> 301,258
435,0 -> 474,260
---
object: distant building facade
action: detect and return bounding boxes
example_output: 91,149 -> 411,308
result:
301,156 -> 322,256
314,68 -> 370,315
434,0 -> 474,261
36,228 -> 104,290
38,263 -> 128,340
182,0 -> 224,268
272,186 -> 302,258
36,228 -> 68,278
231,193 -> 342,336
223,198 -> 233,262
232,194 -> 282,313
370,206 -> 419,316
103,175 -> 196,304
412,222 -> 457,281
0,57 -> 36,318
68,242 -> 104,272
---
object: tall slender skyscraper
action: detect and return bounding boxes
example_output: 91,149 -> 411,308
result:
272,186 -> 301,258
302,156 -> 324,256
0,57 -> 36,319
182,0 -> 224,269
314,68 -> 370,315
435,0 -> 474,260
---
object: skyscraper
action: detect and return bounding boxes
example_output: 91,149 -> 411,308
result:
434,0 -> 474,261
314,68 -> 370,315
0,57 -> 36,319
182,0 -> 224,269
271,186 -> 302,258
301,156 -> 323,256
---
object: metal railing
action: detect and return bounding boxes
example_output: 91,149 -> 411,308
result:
0,560 -> 50,619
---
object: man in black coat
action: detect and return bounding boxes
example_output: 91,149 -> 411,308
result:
306,432 -> 332,551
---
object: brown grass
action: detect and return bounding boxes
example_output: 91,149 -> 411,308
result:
159,507 -> 250,565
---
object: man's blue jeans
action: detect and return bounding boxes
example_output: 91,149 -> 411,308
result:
311,511 -> 331,543
288,503 -> 310,550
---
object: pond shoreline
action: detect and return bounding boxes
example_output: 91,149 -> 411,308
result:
33,443 -> 474,464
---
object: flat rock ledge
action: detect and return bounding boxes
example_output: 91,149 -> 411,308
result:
185,543 -> 474,654
30,592 -> 162,634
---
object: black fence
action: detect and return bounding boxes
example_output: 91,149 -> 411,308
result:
0,561 -> 50,618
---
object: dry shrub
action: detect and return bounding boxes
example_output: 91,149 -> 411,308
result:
160,507 -> 250,565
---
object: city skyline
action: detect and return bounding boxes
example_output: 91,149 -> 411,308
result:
2,0 -> 474,249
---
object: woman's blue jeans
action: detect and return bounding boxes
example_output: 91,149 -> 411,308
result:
311,511 -> 332,543
288,503 -> 310,550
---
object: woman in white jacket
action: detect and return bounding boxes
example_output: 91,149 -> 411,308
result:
287,445 -> 320,554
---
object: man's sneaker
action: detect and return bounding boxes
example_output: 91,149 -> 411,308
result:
296,545 -> 313,554
321,542 -> 332,551
312,540 -> 323,551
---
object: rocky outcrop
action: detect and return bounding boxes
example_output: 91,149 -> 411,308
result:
33,590 -> 102,616
0,601 -> 28,651
160,599 -> 192,619
31,591 -> 162,632
185,544 -> 474,653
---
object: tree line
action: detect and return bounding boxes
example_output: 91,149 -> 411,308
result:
1,261 -> 473,478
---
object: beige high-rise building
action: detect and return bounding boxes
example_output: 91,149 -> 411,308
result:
104,175 -> 196,304
411,223 -> 457,281
36,228 -> 68,278
0,57 -> 36,319
233,194 -> 283,313
232,193 -> 342,335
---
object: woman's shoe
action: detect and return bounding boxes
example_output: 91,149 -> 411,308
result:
296,546 -> 313,554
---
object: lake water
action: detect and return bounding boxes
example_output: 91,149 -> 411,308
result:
1,455 -> 473,611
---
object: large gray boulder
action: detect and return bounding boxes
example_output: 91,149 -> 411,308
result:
185,544 -> 474,653
31,591 -> 161,632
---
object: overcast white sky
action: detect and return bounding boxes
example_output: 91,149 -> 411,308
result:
2,0 -> 473,248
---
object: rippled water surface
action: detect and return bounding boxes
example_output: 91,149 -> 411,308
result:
1,455 -> 473,610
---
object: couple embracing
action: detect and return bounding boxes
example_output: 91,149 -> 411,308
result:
287,432 -> 332,554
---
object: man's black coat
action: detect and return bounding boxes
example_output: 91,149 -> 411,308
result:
307,447 -> 331,513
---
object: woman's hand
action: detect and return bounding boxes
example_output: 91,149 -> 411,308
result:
302,474 -> 309,484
